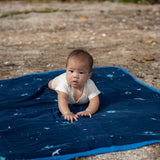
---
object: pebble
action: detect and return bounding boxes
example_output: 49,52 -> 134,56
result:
137,72 -> 145,78
155,17 -> 160,22
4,62 -> 9,65
102,33 -> 106,37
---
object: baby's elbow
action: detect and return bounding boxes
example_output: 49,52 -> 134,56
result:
48,80 -> 53,89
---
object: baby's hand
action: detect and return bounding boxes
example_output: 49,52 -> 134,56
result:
76,110 -> 92,118
63,112 -> 78,123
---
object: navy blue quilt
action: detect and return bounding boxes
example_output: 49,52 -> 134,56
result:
0,66 -> 160,160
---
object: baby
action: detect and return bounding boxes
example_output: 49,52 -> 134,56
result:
48,49 -> 100,122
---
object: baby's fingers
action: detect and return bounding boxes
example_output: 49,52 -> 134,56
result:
84,112 -> 92,118
76,112 -> 83,116
66,115 -> 73,122
64,115 -> 78,123
77,111 -> 92,118
73,116 -> 78,122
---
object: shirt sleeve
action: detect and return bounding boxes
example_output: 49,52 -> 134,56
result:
87,79 -> 101,100
51,73 -> 68,94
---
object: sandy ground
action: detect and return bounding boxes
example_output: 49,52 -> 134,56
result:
0,1 -> 160,159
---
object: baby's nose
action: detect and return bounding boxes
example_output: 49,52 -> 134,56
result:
73,72 -> 79,78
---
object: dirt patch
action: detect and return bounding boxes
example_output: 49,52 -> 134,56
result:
0,1 -> 160,159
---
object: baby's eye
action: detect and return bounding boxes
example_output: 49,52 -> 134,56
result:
79,72 -> 84,74
69,70 -> 73,73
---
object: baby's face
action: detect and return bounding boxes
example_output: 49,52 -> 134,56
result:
66,57 -> 91,89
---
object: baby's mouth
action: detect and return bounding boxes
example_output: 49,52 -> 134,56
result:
72,80 -> 78,84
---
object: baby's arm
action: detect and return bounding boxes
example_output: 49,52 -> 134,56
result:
76,95 -> 100,118
57,91 -> 78,123
48,80 -> 78,123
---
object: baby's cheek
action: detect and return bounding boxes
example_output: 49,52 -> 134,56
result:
66,77 -> 71,84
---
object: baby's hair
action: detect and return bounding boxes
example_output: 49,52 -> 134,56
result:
66,49 -> 93,72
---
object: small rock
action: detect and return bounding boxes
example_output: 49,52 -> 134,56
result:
137,72 -> 145,78
4,62 -> 9,65
155,17 -> 160,22
102,33 -> 106,37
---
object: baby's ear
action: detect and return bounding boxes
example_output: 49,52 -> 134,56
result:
88,72 -> 92,79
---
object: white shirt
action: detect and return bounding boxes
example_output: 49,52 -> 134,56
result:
51,73 -> 100,105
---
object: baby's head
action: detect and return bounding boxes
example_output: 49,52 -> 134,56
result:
66,49 -> 93,73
